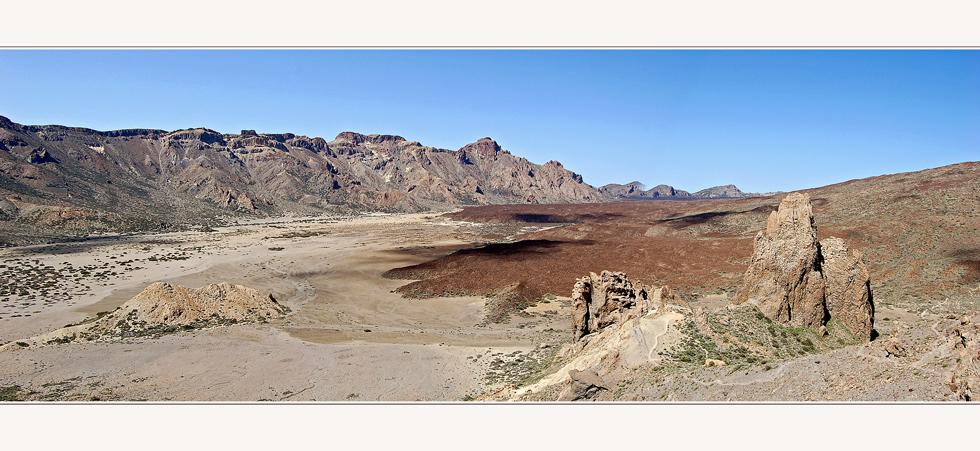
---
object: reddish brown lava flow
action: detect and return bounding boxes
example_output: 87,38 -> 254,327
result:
386,162 -> 980,316
385,199 -> 767,302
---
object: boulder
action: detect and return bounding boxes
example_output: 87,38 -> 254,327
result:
885,338 -> 907,358
557,369 -> 611,401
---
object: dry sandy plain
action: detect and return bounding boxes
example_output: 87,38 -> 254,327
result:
0,213 -> 571,401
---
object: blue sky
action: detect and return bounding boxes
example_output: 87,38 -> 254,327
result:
1,49 -> 976,193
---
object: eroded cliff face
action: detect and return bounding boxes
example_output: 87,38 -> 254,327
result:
734,192 -> 874,340
0,116 -> 602,241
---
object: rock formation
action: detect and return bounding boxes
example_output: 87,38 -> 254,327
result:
492,271 -> 685,401
734,192 -> 827,329
571,270 -> 675,341
733,192 -> 875,340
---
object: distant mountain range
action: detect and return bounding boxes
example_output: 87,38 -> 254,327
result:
598,181 -> 772,200
0,115 -> 768,243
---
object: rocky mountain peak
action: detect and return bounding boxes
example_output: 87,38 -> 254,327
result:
598,182 -> 645,198
599,183 -> 692,200
461,137 -> 502,157
693,184 -> 750,198
166,128 -> 225,144
333,131 -> 367,144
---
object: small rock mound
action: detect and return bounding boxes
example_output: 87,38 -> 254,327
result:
484,281 -> 539,324
4,282 -> 288,347
102,282 -> 287,328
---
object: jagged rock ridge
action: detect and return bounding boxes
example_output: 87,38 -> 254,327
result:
733,192 -> 874,341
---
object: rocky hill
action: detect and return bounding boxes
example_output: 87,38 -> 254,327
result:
599,181 -> 761,200
0,115 -> 602,244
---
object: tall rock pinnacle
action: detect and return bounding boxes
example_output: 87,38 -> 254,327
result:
734,192 -> 874,340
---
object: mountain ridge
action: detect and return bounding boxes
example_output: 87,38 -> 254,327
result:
0,115 -> 605,243
599,181 -> 769,200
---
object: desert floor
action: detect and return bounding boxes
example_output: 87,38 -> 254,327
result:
0,213 -> 570,401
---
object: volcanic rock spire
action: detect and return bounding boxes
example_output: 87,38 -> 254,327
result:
734,192 -> 874,341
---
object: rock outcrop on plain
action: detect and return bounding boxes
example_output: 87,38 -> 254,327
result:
733,192 -> 875,340
571,270 -> 675,341
3,282 -> 288,347
98,282 -> 288,330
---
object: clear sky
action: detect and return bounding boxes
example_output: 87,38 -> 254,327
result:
1,49 -> 977,193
